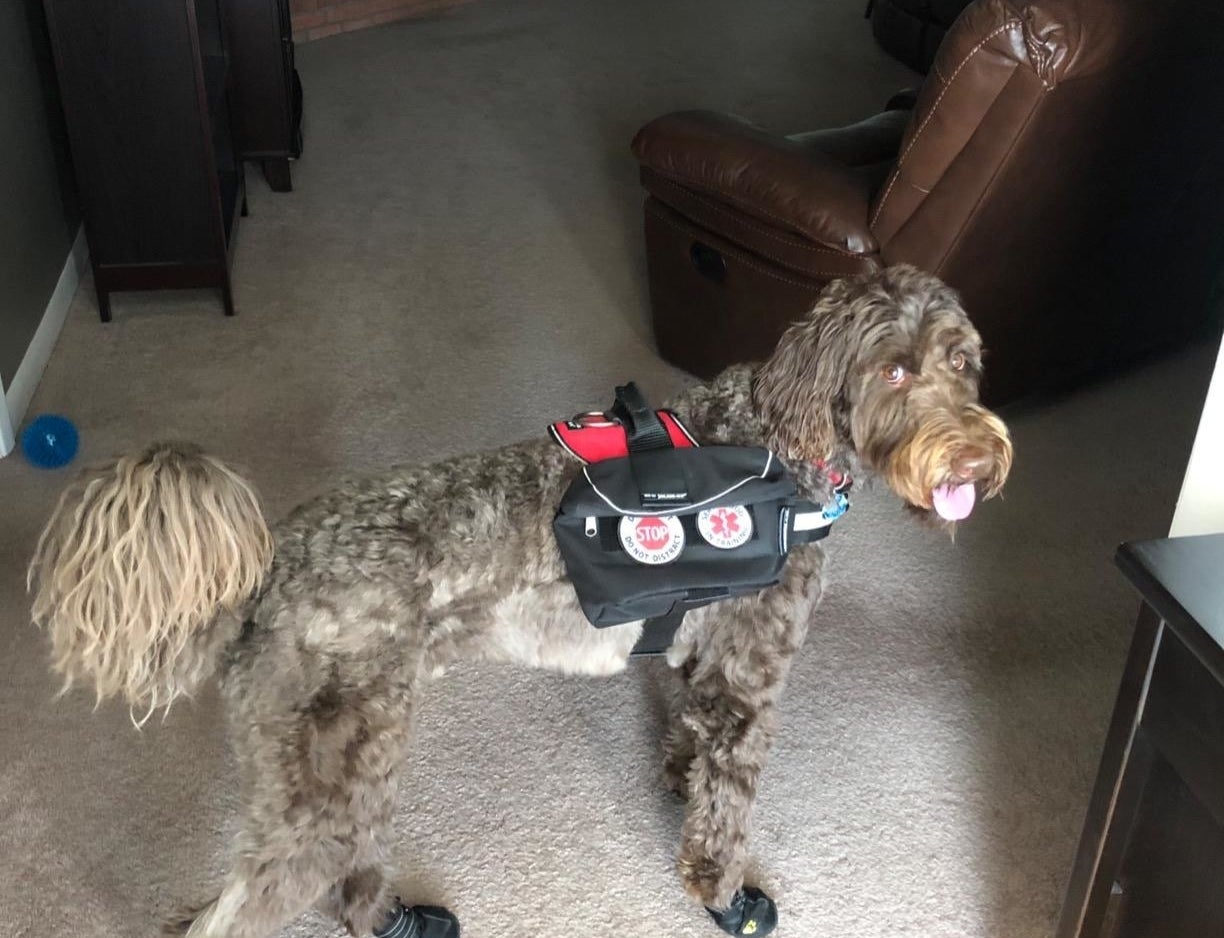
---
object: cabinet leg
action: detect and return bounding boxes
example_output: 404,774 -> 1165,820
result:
241,195 -> 249,217
261,158 -> 292,193
222,283 -> 236,317
97,289 -> 112,323
1098,881 -> 1127,938
1056,605 -> 1163,938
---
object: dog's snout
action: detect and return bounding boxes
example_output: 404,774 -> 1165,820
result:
952,447 -> 993,481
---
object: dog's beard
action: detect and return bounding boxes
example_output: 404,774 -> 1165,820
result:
877,403 -> 1012,518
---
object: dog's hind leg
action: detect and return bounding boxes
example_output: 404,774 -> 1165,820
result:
313,777 -> 459,938
310,768 -> 402,938
177,662 -> 447,938
180,763 -> 433,938
173,785 -> 387,938
178,842 -> 343,938
172,763 -> 371,938
319,862 -> 397,937
304,670 -> 459,938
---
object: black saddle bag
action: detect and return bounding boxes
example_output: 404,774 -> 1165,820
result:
552,384 -> 832,627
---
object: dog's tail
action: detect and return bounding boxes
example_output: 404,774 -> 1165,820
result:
28,442 -> 273,718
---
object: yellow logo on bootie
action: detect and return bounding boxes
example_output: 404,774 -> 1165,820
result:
743,921 -> 758,935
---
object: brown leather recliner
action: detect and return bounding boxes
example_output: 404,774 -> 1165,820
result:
632,0 -> 1218,404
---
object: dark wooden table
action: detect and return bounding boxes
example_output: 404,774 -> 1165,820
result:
1059,534 -> 1224,938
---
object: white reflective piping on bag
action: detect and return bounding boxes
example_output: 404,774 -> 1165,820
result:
581,452 -> 775,516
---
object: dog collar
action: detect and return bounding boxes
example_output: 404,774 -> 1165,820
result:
813,457 -> 853,493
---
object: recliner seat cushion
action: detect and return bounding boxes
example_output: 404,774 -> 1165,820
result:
640,169 -> 880,280
632,110 -> 879,255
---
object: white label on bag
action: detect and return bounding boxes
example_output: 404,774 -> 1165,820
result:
696,505 -> 753,549
619,515 -> 685,565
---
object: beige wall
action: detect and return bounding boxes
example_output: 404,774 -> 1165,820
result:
1170,334 -> 1224,537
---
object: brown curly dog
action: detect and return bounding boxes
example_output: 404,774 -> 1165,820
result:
29,265 -> 1011,938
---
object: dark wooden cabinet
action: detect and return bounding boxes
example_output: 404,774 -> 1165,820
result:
224,0 -> 301,192
1059,535 -> 1224,938
43,0 -> 244,320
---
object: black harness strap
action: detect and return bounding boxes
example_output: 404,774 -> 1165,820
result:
611,383 -> 673,453
613,383 -> 691,510
631,607 -> 687,657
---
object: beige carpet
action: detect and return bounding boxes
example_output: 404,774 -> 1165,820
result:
0,1 -> 1216,936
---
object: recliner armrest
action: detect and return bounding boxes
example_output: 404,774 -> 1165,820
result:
631,110 -> 878,255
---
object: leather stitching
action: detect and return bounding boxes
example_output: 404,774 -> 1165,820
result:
931,73 -> 1044,270
650,177 -> 860,257
870,21 -> 1021,229
646,201 -> 879,285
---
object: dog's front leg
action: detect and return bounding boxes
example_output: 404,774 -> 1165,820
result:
671,557 -> 821,936
661,657 -> 699,798
676,669 -> 779,913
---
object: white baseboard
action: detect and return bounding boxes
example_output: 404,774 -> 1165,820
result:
0,226 -> 88,458
0,374 -> 14,458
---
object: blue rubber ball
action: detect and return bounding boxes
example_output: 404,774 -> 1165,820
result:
21,414 -> 79,469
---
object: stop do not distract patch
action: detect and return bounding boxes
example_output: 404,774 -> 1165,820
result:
619,515 -> 685,565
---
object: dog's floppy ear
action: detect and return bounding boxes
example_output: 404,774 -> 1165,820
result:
754,278 -> 860,462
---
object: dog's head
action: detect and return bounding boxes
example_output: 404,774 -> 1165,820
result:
754,265 -> 1012,523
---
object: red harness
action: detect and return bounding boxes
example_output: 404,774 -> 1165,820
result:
548,410 -> 698,464
551,412 -> 853,492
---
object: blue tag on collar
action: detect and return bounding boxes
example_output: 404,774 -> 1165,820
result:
822,491 -> 849,521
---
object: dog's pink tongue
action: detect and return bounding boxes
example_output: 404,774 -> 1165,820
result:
932,483 -> 976,521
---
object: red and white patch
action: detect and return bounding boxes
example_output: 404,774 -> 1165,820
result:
619,515 -> 685,565
697,505 -> 753,549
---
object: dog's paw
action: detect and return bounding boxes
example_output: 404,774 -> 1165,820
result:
706,886 -> 778,937
375,901 -> 460,938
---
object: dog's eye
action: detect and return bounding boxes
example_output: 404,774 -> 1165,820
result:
950,352 -> 967,372
881,364 -> 907,385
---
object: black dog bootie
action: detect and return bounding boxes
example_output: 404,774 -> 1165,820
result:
373,900 -> 460,938
706,886 -> 778,937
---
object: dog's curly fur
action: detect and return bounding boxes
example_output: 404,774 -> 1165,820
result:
29,266 -> 1011,937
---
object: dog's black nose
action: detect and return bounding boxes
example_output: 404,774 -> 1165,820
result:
953,447 -> 993,481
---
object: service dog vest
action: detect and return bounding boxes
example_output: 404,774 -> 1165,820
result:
550,383 -> 848,655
